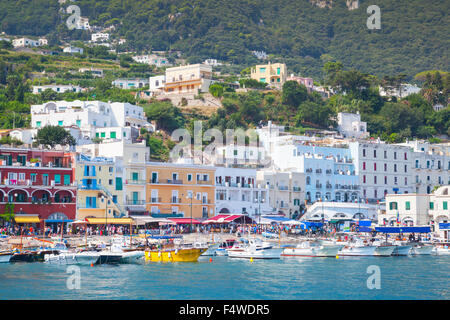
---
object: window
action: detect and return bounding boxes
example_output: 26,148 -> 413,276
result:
394,164 -> 397,172
415,160 -> 419,168
58,120 -> 63,126
132,172 -> 139,180
110,131 -> 116,139
100,132 -> 106,138
404,153 -> 407,160
363,149 -> 366,157
384,150 -> 387,159
394,152 -> 397,160
384,176 -> 387,184
64,174 -> 70,185
429,202 -> 434,210
277,67 -> 280,75
36,121 -> 41,128
76,120 -> 81,127
30,173 -> 37,182
109,179 -> 113,185
374,176 -> 377,184
404,165 -> 407,173
389,202 -> 398,210
374,150 -> 377,158
109,167 -> 113,173
115,177 -> 123,190
260,78 -> 266,83
233,150 -> 238,156
260,67 -> 266,73
443,201 -> 448,210
384,163 -> 387,171
203,174 -> 209,182
406,201 -> 410,210
363,162 -> 366,170
374,163 -> 377,171
187,174 -> 192,182
363,175 -> 366,183
54,174 -> 61,184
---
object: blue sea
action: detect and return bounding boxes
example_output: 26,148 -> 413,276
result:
0,255 -> 449,300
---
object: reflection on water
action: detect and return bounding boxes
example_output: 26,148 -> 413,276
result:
0,256 -> 449,300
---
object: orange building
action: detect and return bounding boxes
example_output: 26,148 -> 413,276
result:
146,162 -> 216,219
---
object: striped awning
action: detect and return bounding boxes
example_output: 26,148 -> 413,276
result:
15,215 -> 40,223
86,218 -> 134,224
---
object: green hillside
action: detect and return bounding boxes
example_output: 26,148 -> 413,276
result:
0,0 -> 448,79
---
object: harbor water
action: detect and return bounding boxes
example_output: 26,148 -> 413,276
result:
0,255 -> 449,300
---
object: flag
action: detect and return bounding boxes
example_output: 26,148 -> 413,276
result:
396,211 -> 400,224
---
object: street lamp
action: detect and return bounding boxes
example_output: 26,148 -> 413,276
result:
102,195 -> 108,236
186,192 -> 193,233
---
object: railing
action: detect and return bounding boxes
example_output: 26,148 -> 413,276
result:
326,169 -> 332,174
150,197 -> 161,203
77,203 -> 99,209
293,187 -> 301,192
202,199 -> 212,204
171,197 -> 181,204
316,184 -> 322,188
127,179 -> 146,185
278,186 -> 289,191
315,169 -> 322,174
126,200 -> 146,205
197,180 -> 212,185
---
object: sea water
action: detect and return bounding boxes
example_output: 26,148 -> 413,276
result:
0,255 -> 448,300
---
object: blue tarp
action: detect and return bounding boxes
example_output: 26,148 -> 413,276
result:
439,223 -> 450,230
356,226 -> 373,232
147,235 -> 183,239
45,219 -> 74,223
302,221 -> 324,228
356,220 -> 372,227
375,226 -> 431,233
261,216 -> 292,222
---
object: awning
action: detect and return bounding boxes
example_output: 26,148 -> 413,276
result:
14,215 -> 40,223
86,218 -> 134,224
130,216 -> 175,226
375,226 -> 431,233
169,218 -> 202,225
44,219 -> 74,223
355,220 -> 372,227
439,223 -> 450,230
202,214 -> 255,224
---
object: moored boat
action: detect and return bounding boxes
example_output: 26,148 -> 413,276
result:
410,244 -> 434,255
392,245 -> 412,256
44,251 -> 101,265
338,239 -> 377,256
432,244 -> 450,255
0,251 -> 12,263
281,241 -> 341,257
227,238 -> 283,259
374,245 -> 395,256
144,247 -> 207,262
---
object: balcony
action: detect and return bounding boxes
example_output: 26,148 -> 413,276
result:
127,179 -> 146,185
306,168 -> 313,173
162,179 -> 184,185
171,197 -> 181,204
149,197 -> 161,203
293,187 -> 301,192
316,184 -> 322,188
326,184 -> 333,189
126,200 -> 146,206
326,169 -> 332,175
315,169 -> 322,174
202,199 -> 212,204
197,180 -> 212,185
278,186 -> 289,191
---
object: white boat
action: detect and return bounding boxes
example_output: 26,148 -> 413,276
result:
338,240 -> 377,256
374,245 -> 395,256
227,238 -> 283,259
0,251 -> 12,263
214,239 -> 237,256
410,244 -> 434,255
432,244 -> 450,255
392,243 -> 412,256
44,251 -> 101,265
102,241 -> 145,264
200,243 -> 220,256
282,241 -> 341,257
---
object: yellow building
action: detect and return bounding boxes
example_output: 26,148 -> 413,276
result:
75,155 -> 124,220
164,64 -> 213,94
250,62 -> 287,88
146,162 -> 216,219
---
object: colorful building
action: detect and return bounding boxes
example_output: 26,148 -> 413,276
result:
250,62 -> 287,88
146,162 -> 216,219
0,147 -> 76,229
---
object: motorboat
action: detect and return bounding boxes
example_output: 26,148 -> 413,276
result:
227,238 -> 283,259
44,250 -> 101,265
9,249 -> 38,262
338,239 -> 377,256
215,239 -> 236,256
281,241 -> 341,257
145,247 -> 207,262
432,244 -> 450,255
392,241 -> 412,256
104,241 -> 145,264
410,243 -> 434,255
371,240 -> 395,256
0,251 -> 12,263
199,243 -> 220,256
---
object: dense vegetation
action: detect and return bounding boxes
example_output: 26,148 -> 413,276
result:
0,0 -> 448,79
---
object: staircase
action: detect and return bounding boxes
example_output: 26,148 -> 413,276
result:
99,185 -> 126,217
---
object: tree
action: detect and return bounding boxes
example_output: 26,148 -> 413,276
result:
282,81 -> 308,108
35,126 -> 76,148
0,203 -> 15,226
209,84 -> 224,98
144,101 -> 185,132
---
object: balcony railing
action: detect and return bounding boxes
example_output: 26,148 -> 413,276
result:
171,197 -> 181,204
293,187 -> 301,192
278,186 -> 289,191
127,179 -> 146,185
126,200 -> 146,205
150,197 -> 161,203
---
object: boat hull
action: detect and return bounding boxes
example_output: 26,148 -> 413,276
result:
119,251 -> 145,263
392,245 -> 412,256
0,253 -> 12,263
228,248 -> 283,259
10,253 -> 37,263
282,245 -> 341,257
374,246 -> 395,256
339,246 -> 377,256
44,252 -> 100,265
411,245 -> 434,255
432,247 -> 450,255
201,244 -> 220,256
145,248 -> 207,262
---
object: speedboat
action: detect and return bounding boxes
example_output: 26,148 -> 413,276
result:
44,250 -> 101,265
227,238 -> 283,259
282,241 -> 341,257
371,240 -> 395,256
338,240 -> 377,256
432,244 -> 450,255
0,251 -> 12,263
106,241 -> 145,264
215,239 -> 236,256
199,243 -> 220,256
410,243 -> 434,255
392,241 -> 412,256
145,247 -> 207,262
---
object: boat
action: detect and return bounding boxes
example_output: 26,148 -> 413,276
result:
9,250 -> 38,262
144,247 -> 207,262
0,251 -> 12,263
104,240 -> 145,264
281,241 -> 341,257
227,238 -> 283,259
44,250 -> 101,265
215,239 -> 236,256
338,240 -> 377,256
410,243 -> 434,255
199,243 -> 220,256
432,244 -> 450,255
392,241 -> 412,256
374,245 -> 395,256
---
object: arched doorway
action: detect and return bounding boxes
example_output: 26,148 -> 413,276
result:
46,212 -> 70,234
219,208 -> 230,214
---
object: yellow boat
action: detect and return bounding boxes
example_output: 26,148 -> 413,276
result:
144,248 -> 207,262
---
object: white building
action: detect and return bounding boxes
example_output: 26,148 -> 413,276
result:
379,84 -> 421,99
32,84 -> 84,95
63,46 -> 84,55
30,100 -> 149,144
214,144 -> 267,168
112,78 -> 149,89
132,54 -> 171,67
337,112 -> 369,138
304,201 -> 379,222
149,75 -> 166,94
75,17 -> 91,30
256,170 -> 305,218
203,59 -> 222,66
349,140 -> 414,202
91,33 -> 109,42
12,38 -> 39,48
429,186 -> 450,239
215,167 -> 272,216
78,68 -> 103,77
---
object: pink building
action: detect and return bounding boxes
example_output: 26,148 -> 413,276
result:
287,75 -> 314,92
